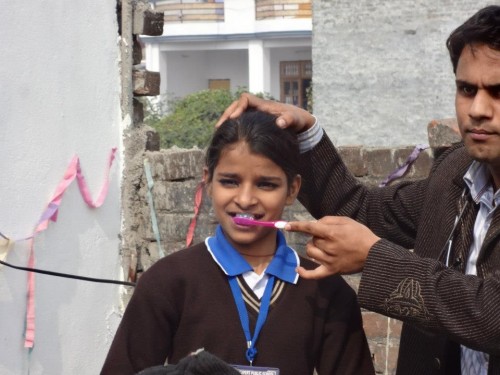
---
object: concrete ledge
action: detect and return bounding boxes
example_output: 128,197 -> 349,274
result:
133,69 -> 161,96
427,118 -> 461,148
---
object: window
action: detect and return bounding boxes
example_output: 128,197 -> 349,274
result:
280,60 -> 312,109
209,79 -> 230,90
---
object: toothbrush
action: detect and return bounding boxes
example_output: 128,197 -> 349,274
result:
233,216 -> 288,229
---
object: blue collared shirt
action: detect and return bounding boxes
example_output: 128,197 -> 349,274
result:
206,225 -> 300,285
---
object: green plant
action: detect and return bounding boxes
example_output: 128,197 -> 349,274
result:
148,88 -> 273,149
305,83 -> 313,113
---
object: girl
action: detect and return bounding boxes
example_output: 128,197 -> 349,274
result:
101,110 -> 374,375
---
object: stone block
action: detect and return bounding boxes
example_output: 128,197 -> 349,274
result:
427,118 -> 461,148
192,219 -> 217,244
364,148 -> 395,178
155,213 -> 193,243
133,8 -> 164,36
362,311 -> 390,339
371,343 -> 388,374
283,231 -> 310,256
285,201 -> 311,218
146,149 -> 205,181
142,179 -> 203,212
146,130 -> 160,151
142,241 -> 163,271
138,206 -> 154,240
408,148 -> 433,178
133,36 -> 143,66
386,343 -> 399,374
389,318 -> 402,339
391,146 -> 433,181
163,240 -> 190,255
371,342 -> 398,375
133,97 -> 144,124
338,146 -> 367,177
133,68 -> 160,96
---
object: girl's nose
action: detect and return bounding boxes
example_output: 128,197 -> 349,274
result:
234,186 -> 257,208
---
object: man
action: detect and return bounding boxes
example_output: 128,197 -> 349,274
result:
216,5 -> 500,374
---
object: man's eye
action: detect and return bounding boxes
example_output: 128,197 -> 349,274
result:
458,84 -> 477,97
488,87 -> 500,99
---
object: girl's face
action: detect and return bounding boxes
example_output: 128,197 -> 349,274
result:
204,141 -> 301,254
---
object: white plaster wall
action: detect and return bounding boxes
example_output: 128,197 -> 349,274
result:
165,50 -> 248,98
162,44 -> 311,101
0,2 -> 123,374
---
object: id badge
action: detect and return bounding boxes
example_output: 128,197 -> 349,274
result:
232,364 -> 280,374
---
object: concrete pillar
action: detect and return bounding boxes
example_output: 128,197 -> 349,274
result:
159,51 -> 168,95
248,40 -> 270,94
146,44 -> 167,94
145,43 -> 160,72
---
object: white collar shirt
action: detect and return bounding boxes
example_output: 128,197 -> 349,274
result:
461,161 -> 499,375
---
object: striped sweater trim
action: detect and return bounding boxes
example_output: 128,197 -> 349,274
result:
236,276 -> 285,314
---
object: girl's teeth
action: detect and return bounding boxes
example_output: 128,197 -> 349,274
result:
236,213 -> 255,220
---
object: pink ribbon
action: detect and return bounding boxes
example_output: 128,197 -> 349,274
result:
24,148 -> 117,348
185,181 -> 204,248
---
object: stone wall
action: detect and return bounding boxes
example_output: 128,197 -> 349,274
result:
120,118 -> 460,374
127,143 -> 436,269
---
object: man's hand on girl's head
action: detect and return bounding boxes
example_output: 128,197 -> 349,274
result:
215,93 -> 316,133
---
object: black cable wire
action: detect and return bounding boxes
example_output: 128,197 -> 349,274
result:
0,259 -> 136,287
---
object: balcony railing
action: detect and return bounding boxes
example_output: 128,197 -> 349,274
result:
256,0 -> 311,20
153,0 -> 311,24
154,0 -> 224,23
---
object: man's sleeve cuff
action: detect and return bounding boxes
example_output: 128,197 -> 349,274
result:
297,115 -> 323,153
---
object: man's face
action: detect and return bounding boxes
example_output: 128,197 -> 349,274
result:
455,44 -> 500,187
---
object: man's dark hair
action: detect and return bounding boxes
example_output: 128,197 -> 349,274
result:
446,5 -> 500,73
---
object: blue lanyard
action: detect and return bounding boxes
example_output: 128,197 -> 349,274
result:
228,274 -> 275,365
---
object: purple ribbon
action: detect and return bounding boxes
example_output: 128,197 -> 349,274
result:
379,144 -> 429,187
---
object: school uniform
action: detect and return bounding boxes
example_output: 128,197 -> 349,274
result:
101,226 -> 374,375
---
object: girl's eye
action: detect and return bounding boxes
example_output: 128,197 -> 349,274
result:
258,181 -> 279,190
218,178 -> 238,187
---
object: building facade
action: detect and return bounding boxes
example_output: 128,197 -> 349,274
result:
143,0 -> 312,107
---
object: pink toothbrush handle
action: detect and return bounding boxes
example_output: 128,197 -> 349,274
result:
233,217 -> 287,229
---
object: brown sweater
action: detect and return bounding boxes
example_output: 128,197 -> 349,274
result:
101,242 -> 374,375
298,135 -> 500,374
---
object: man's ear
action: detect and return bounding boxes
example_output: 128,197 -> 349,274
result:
203,167 -> 212,197
285,174 -> 301,205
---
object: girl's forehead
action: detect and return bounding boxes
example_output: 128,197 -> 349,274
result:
217,142 -> 282,173
219,141 -> 252,158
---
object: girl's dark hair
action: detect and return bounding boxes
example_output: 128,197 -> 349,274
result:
447,5 -> 500,73
205,110 -> 300,187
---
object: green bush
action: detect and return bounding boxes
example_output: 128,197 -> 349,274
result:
146,89 -> 273,149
